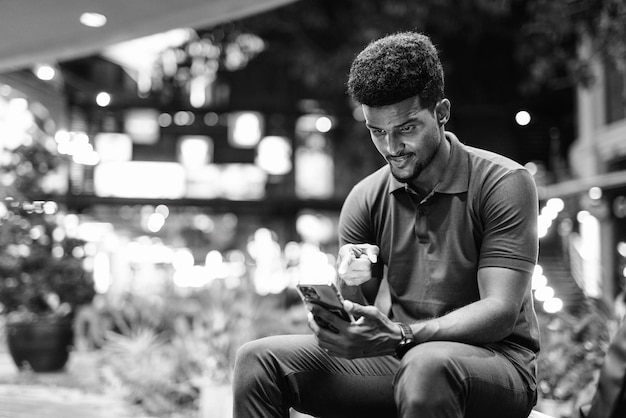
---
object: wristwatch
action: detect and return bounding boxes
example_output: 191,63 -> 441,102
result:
394,322 -> 416,359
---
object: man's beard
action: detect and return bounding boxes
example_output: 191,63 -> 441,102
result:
390,162 -> 421,183
388,139 -> 440,184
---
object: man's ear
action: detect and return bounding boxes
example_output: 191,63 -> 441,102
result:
435,99 -> 451,126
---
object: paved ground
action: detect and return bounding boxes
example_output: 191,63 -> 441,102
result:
0,349 -> 149,418
0,385 -> 147,418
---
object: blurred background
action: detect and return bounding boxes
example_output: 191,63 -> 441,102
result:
0,1 -> 625,417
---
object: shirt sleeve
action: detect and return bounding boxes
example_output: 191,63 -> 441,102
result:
338,182 -> 376,247
477,168 -> 539,274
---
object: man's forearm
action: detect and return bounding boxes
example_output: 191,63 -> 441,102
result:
410,298 -> 518,346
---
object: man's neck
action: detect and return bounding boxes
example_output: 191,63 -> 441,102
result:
408,131 -> 451,196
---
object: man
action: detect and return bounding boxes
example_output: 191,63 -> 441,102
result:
233,31 -> 539,418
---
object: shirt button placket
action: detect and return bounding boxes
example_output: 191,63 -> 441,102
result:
415,206 -> 429,243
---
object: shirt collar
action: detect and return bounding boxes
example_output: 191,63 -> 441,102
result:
388,131 -> 469,195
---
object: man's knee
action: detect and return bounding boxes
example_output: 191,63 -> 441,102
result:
235,339 -> 262,367
233,337 -> 288,410
234,337 -> 276,379
398,341 -> 464,380
394,342 -> 466,410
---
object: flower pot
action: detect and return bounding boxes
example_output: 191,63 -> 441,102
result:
6,317 -> 74,372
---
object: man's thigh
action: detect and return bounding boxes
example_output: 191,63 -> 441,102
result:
397,341 -> 536,418
262,334 -> 400,418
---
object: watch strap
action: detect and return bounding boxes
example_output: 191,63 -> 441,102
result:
394,322 -> 416,359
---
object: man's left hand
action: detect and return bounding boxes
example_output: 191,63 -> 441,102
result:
308,300 -> 402,359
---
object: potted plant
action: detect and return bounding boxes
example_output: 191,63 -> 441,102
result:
0,131 -> 96,372
535,300 -> 612,416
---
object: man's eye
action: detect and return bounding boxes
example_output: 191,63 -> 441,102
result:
399,125 -> 415,133
371,129 -> 385,135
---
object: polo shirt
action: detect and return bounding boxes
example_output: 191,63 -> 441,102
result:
338,132 -> 540,357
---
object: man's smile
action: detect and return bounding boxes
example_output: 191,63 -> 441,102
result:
387,153 -> 414,166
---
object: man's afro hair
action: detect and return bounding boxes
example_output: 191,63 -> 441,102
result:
347,32 -> 444,108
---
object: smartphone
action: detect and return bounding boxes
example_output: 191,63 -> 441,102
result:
296,281 -> 355,332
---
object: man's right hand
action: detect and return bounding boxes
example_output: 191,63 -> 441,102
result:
336,244 -> 380,286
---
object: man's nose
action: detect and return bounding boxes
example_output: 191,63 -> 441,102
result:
387,133 -> 404,155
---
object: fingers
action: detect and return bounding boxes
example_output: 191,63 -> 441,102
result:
309,306 -> 354,357
343,300 -> 377,319
308,320 -> 335,356
307,312 -> 320,333
342,256 -> 370,274
311,301 -> 392,359
309,304 -> 347,332
337,259 -> 349,275
363,246 -> 379,264
338,260 -> 370,286
337,249 -> 355,275
336,244 -> 380,283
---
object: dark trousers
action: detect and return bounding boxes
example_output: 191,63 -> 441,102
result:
232,334 -> 536,418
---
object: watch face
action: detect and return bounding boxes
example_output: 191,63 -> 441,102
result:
395,340 -> 416,359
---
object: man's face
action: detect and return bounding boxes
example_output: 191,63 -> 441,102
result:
363,95 -> 444,183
